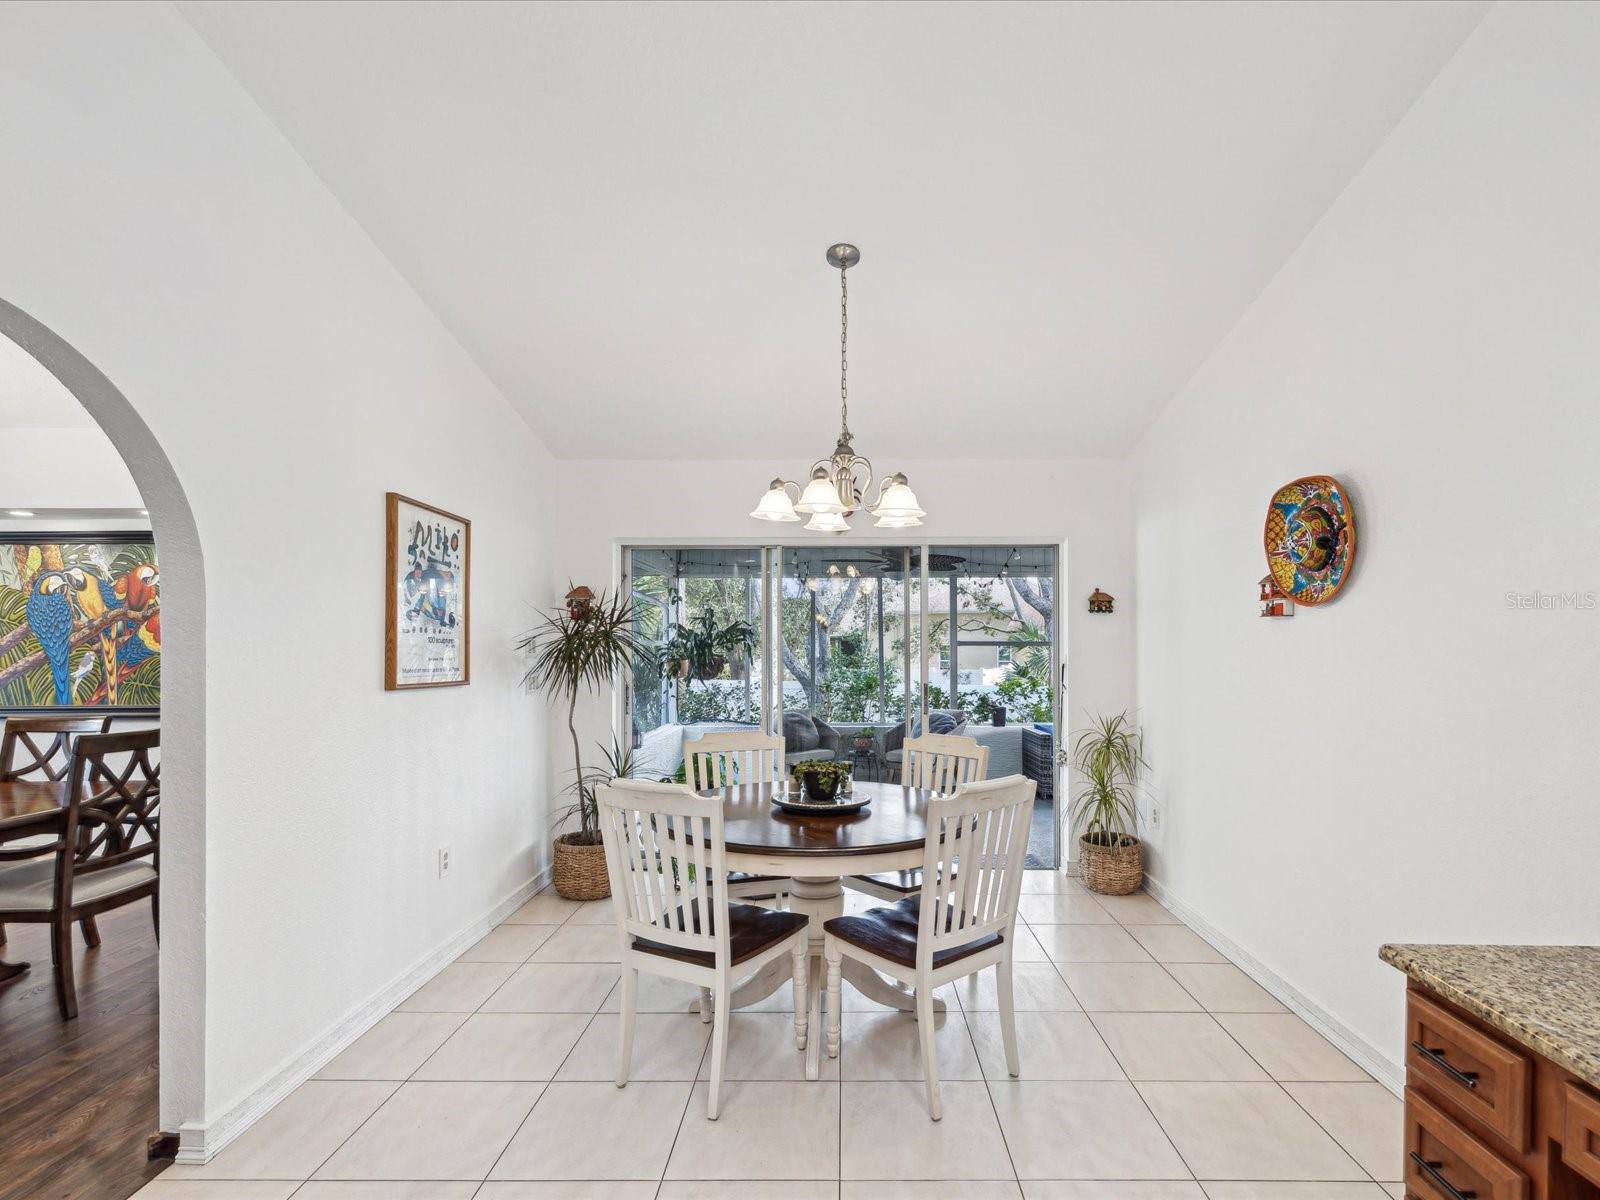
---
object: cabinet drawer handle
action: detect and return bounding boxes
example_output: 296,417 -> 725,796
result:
1412,1040 -> 1480,1089
1410,1151 -> 1478,1199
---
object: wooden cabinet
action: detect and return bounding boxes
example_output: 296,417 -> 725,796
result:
1403,983 -> 1600,1200
1406,1086 -> 1529,1200
1408,989 -> 1533,1149
1566,1083 -> 1600,1190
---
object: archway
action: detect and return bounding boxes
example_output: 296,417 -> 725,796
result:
0,297 -> 207,1148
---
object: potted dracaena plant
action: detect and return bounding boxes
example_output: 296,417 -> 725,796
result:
1066,711 -> 1148,895
519,586 -> 653,899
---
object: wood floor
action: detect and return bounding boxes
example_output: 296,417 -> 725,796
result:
0,906 -> 164,1200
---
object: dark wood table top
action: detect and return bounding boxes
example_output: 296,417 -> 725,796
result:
713,779 -> 936,857
0,779 -> 67,834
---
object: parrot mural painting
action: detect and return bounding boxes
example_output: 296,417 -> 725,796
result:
0,538 -> 161,711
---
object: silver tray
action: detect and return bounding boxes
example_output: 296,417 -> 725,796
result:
773,793 -> 870,816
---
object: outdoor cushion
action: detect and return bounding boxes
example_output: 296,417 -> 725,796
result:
0,858 -> 156,911
632,902 -> 808,968
911,711 -> 959,737
824,896 -> 1002,969
782,711 -> 820,752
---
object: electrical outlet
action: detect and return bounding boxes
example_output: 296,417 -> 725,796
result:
1147,805 -> 1161,830
437,847 -> 451,878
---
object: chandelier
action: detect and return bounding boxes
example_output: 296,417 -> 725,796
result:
749,243 -> 925,533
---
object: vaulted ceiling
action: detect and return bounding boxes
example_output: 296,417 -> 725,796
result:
177,1 -> 1489,459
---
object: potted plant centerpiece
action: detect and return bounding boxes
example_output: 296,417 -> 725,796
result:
852,726 -> 876,751
520,586 -> 652,899
1066,712 -> 1148,895
791,760 -> 851,803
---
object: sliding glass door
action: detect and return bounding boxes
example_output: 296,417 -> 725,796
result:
623,542 -> 1060,864
775,546 -> 913,727
624,546 -> 767,781
925,545 -> 1059,867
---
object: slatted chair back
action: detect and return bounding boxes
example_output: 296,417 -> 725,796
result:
598,778 -> 730,966
0,715 -> 111,782
902,732 -> 989,793
916,775 -> 1035,970
685,730 -> 784,791
55,728 -> 161,909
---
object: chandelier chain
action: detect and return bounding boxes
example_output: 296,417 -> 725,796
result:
747,243 -> 921,532
839,261 -> 849,437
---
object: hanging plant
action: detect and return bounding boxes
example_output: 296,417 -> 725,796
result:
660,607 -> 757,683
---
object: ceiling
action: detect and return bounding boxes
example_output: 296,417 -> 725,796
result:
177,1 -> 1489,460
0,331 -> 95,429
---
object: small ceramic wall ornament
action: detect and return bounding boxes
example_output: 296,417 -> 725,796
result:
1264,475 -> 1356,606
1259,575 -> 1294,618
1088,588 -> 1115,614
564,585 -> 596,622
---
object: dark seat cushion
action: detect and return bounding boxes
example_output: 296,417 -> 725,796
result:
824,896 -> 1002,969
632,902 -> 808,968
847,868 -> 955,896
727,872 -> 785,885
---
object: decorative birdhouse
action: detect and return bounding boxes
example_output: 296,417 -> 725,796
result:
1088,588 -> 1114,614
1259,575 -> 1294,618
564,585 -> 596,622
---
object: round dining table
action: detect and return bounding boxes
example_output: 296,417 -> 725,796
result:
0,778 -> 68,982
701,777 -> 945,1080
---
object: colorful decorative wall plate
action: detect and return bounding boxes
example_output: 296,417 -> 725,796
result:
1264,475 -> 1356,605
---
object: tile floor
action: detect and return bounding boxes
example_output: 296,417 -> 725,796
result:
139,873 -> 1404,1200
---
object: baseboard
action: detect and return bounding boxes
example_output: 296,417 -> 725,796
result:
1141,872 -> 1404,1097
175,867 -> 550,1165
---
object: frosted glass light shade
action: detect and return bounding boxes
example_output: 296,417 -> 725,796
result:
873,512 -> 923,529
804,510 -> 850,533
868,477 -> 926,521
795,472 -> 848,515
750,481 -> 800,522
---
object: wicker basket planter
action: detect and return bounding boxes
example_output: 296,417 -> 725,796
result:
552,832 -> 610,900
1078,833 -> 1143,895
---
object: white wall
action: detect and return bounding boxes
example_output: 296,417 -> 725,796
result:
0,1 -> 553,1149
0,429 -> 143,511
549,455 -> 1135,822
0,332 -> 144,512
1133,1 -> 1600,1083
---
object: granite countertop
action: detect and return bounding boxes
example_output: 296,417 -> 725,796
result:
1381,943 -> 1600,1089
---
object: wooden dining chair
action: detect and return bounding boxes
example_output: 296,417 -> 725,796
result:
0,714 -> 112,781
846,732 -> 990,902
0,714 -> 111,950
598,777 -> 810,1120
824,774 -> 1035,1120
683,730 -> 791,909
0,727 -> 160,1018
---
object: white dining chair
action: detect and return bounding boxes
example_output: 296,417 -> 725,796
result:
846,732 -> 990,902
823,774 -> 1036,1120
598,777 -> 810,1120
684,730 -> 792,909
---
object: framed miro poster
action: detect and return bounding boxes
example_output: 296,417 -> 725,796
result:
385,493 -> 471,690
0,532 -> 161,713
